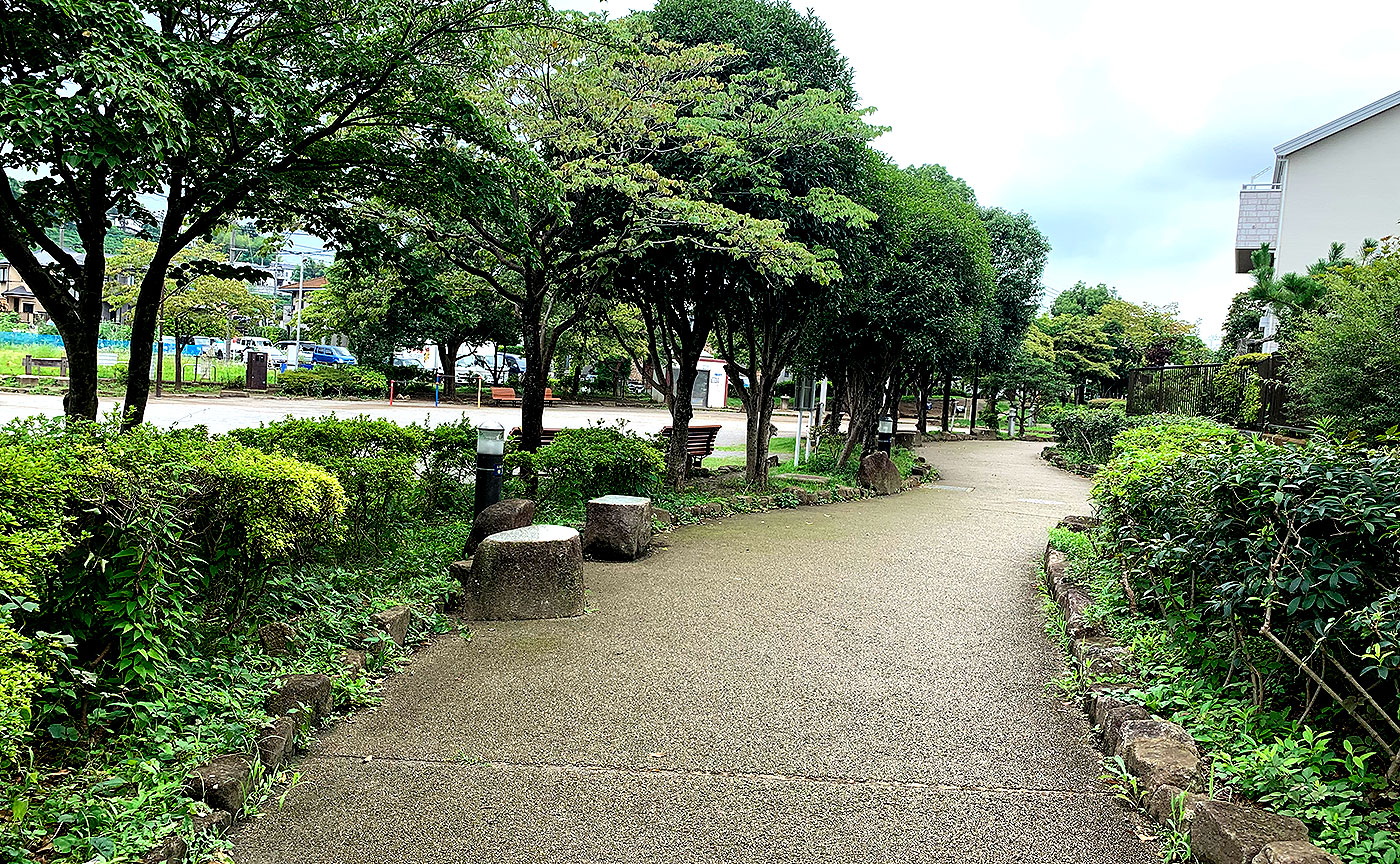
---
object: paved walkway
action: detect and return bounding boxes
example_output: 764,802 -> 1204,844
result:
233,441 -> 1157,863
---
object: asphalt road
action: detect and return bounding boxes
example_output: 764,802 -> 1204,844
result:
231,441 -> 1157,863
0,392 -> 792,449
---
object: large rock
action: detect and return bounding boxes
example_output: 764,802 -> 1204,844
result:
193,806 -> 235,837
257,620 -> 296,657
1122,734 -> 1200,791
1101,704 -> 1152,753
370,604 -> 411,647
1146,785 -> 1210,826
182,755 -> 253,815
142,834 -> 187,864
265,673 -> 333,724
458,525 -> 584,620
256,715 -> 297,771
1113,719 -> 1197,759
462,498 -> 536,557
582,495 -> 652,560
1191,801 -> 1309,864
1252,841 -> 1342,864
856,452 -> 902,495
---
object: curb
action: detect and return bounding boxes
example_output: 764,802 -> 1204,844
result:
1043,518 -> 1341,864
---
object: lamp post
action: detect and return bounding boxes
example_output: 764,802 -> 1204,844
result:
474,422 -> 506,516
293,256 -> 307,368
877,414 -> 894,454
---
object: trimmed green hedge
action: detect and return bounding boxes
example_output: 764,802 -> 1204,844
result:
278,366 -> 388,398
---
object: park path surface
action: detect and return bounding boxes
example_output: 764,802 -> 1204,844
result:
233,441 -> 1157,863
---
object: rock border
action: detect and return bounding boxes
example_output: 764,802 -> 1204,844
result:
1043,518 -> 1341,864
145,603 -> 416,862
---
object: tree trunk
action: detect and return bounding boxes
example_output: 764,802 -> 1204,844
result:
666,377 -> 697,490
122,256 -> 175,428
918,372 -> 929,436
940,371 -> 953,433
825,381 -> 843,434
744,377 -> 779,486
1018,388 -> 1029,437
60,319 -> 100,421
440,338 -> 463,399
968,359 -> 979,435
174,337 -> 187,391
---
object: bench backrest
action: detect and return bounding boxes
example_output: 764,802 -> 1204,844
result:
491,387 -> 519,400
508,427 -> 562,446
660,424 -> 722,454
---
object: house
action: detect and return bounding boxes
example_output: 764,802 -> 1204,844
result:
1,248 -> 89,325
1235,88 -> 1400,276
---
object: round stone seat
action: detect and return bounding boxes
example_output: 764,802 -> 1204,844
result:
459,525 -> 584,620
583,494 -> 653,560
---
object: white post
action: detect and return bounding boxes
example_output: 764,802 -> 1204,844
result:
793,409 -> 803,466
293,257 -> 305,366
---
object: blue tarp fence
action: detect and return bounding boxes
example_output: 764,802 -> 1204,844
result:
0,331 -> 201,355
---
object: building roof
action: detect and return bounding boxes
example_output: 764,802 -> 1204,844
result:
1275,89 -> 1400,157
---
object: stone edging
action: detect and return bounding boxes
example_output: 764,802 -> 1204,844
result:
145,605 -> 415,863
1043,518 -> 1342,864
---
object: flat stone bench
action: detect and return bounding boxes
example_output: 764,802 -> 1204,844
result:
583,495 -> 652,560
458,525 -> 584,620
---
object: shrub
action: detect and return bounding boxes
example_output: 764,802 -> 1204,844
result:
1050,406 -> 1130,466
278,366 -> 388,398
1291,251 -> 1400,437
1087,397 -> 1125,410
227,416 -> 425,541
529,425 -> 664,505
1206,352 -> 1270,425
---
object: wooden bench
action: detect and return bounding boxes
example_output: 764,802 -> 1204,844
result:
492,387 -> 562,404
509,427 -> 563,447
23,355 -> 68,376
659,423 -> 722,471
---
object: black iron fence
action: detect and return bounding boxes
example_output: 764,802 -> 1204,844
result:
1126,354 -> 1302,432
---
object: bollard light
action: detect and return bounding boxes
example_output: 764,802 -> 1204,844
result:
877,414 -> 894,454
474,422 -> 506,516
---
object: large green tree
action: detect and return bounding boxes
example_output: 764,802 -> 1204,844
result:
0,0 -> 540,424
653,0 -> 878,483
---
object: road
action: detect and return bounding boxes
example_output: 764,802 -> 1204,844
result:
232,441 -> 1156,863
0,392 -> 795,449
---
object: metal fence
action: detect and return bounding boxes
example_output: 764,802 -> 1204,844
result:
1127,354 -> 1301,432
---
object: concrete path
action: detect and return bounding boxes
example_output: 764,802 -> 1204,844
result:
233,441 -> 1157,863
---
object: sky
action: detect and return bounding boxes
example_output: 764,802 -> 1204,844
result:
564,0 -> 1400,345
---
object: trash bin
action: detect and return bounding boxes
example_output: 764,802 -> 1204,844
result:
245,352 -> 268,391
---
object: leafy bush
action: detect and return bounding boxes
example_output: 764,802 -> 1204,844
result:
1087,397 -> 1125,410
1291,251 -> 1400,437
228,416 -> 426,542
1206,352 -> 1269,425
528,425 -> 664,505
278,366 -> 388,398
1050,406 -> 1130,466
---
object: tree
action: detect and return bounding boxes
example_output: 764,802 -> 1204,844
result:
1291,245 -> 1400,436
653,0 -> 878,483
816,157 -> 992,463
554,301 -> 644,398
382,13 -> 850,454
1221,290 -> 1265,356
0,0 -> 540,424
1000,327 -> 1069,433
106,237 -> 271,390
967,207 -> 1049,429
1051,281 -> 1118,317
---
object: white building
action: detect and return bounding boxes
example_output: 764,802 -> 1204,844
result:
1236,89 -> 1400,277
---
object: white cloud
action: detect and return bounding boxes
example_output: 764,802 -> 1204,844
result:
567,0 -> 1400,344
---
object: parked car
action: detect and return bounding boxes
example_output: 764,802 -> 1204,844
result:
307,344 -> 356,367
454,355 -> 494,381
274,340 -> 318,364
228,336 -> 275,360
393,355 -> 428,372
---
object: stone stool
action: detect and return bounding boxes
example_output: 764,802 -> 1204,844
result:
582,495 -> 653,560
458,525 -> 584,619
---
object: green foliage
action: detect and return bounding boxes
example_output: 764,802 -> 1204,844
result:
1290,248 -> 1400,437
1205,353 -> 1270,425
278,366 -> 388,399
527,425 -> 665,506
1054,509 -> 1400,862
228,416 -> 427,544
1049,406 -> 1130,466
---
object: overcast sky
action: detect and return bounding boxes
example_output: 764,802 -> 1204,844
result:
565,0 -> 1400,344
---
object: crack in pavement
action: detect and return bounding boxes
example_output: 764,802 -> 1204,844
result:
313,751 -> 1117,798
